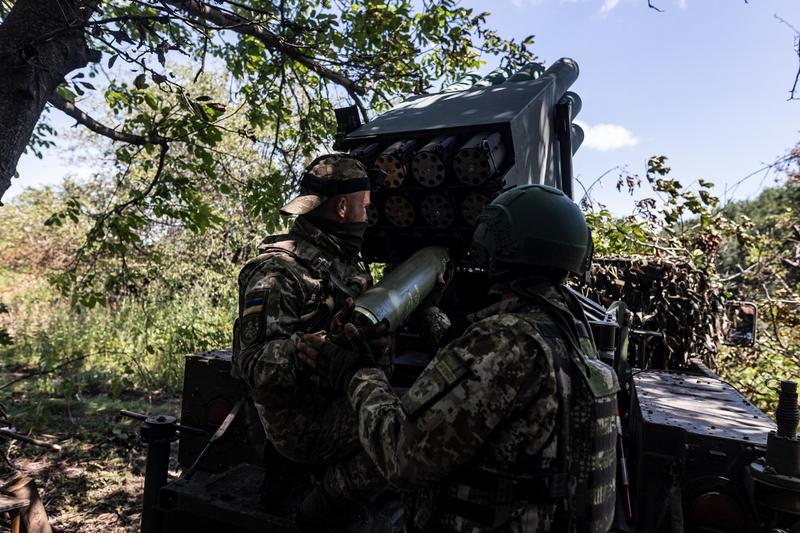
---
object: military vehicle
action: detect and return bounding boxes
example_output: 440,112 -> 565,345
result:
123,58 -> 800,533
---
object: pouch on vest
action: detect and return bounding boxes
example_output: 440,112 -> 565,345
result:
522,290 -> 619,400
566,304 -> 619,400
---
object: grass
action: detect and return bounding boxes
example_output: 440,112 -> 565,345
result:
0,367 -> 181,532
0,269 -> 234,531
1,271 -> 236,396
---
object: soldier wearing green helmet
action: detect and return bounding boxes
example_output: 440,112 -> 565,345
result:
299,183 -> 618,532
472,183 -> 593,275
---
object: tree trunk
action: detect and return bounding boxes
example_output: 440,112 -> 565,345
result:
0,0 -> 97,204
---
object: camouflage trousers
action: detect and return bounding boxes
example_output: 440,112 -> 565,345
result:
257,393 -> 386,503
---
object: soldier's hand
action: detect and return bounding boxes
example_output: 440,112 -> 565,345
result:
329,297 -> 355,337
296,331 -> 326,369
412,271 -> 452,345
421,270 -> 451,310
329,296 -> 390,355
315,324 -> 377,391
358,321 -> 391,358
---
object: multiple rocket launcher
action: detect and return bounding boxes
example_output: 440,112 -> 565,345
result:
336,58 -> 585,262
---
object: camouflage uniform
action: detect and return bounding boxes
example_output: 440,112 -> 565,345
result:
232,215 -> 385,502
348,281 -> 619,532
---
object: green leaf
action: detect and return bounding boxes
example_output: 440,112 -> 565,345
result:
144,93 -> 159,110
134,73 -> 147,89
56,86 -> 77,102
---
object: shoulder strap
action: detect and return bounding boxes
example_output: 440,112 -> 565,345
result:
257,245 -> 321,276
261,243 -> 358,299
238,243 -> 314,318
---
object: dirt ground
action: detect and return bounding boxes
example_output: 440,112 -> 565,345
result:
0,366 -> 181,532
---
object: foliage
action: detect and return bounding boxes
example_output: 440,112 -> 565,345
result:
2,0 -> 536,301
587,156 -> 753,270
583,257 -> 724,368
40,69 -> 290,306
0,178 -> 238,395
0,184 -> 90,274
713,153 -> 800,413
0,303 -> 11,346
0,372 -> 178,531
1,273 -> 234,396
582,149 -> 800,414
582,157 -> 736,368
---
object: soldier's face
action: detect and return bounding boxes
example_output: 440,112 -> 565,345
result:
342,190 -> 371,223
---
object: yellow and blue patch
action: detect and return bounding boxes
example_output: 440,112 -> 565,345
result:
243,295 -> 265,317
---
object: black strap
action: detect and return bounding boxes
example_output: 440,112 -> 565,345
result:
256,245 -> 359,333
439,471 -> 570,527
299,175 -> 370,196
182,397 -> 245,480
451,468 -> 571,500
325,268 -> 358,299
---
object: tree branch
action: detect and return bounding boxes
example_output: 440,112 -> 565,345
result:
774,14 -> 800,100
87,14 -> 170,26
348,88 -> 369,123
0,428 -> 62,451
114,142 -> 170,213
49,92 -> 170,145
0,352 -> 91,392
160,0 -> 366,95
578,166 -> 622,207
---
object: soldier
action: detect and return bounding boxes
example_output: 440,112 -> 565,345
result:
300,184 -> 619,532
231,153 -> 387,530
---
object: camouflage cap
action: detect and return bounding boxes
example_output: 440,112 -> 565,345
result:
280,154 -> 370,216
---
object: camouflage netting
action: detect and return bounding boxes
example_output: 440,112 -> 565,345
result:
577,256 -> 725,369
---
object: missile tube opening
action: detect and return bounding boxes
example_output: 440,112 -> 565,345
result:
375,139 -> 418,188
411,135 -> 458,188
453,132 -> 506,186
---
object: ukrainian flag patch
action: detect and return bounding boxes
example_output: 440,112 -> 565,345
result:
243,294 -> 265,316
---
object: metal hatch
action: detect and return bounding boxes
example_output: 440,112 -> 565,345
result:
633,370 -> 775,446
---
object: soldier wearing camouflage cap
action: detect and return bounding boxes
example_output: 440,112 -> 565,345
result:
232,154 -> 387,530
299,184 -> 619,532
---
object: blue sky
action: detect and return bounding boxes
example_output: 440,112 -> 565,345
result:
10,0 -> 800,215
462,0 -> 800,213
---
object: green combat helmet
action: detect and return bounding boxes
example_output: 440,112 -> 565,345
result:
473,184 -> 591,274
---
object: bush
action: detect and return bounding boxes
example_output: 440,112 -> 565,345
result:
1,275 -> 235,396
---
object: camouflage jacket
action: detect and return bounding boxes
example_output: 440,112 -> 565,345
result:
348,282 -> 618,532
232,216 -> 372,464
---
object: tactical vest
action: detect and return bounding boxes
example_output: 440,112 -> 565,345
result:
231,236 -> 373,507
411,289 -> 618,533
232,236 -> 367,359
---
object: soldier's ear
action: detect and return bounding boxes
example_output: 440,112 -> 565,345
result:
335,195 -> 348,221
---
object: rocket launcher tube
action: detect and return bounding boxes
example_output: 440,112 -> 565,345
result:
507,63 -> 545,83
542,58 -> 579,102
472,66 -> 515,88
562,91 -> 582,119
353,247 -> 450,332
441,73 -> 482,92
572,124 -> 584,154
